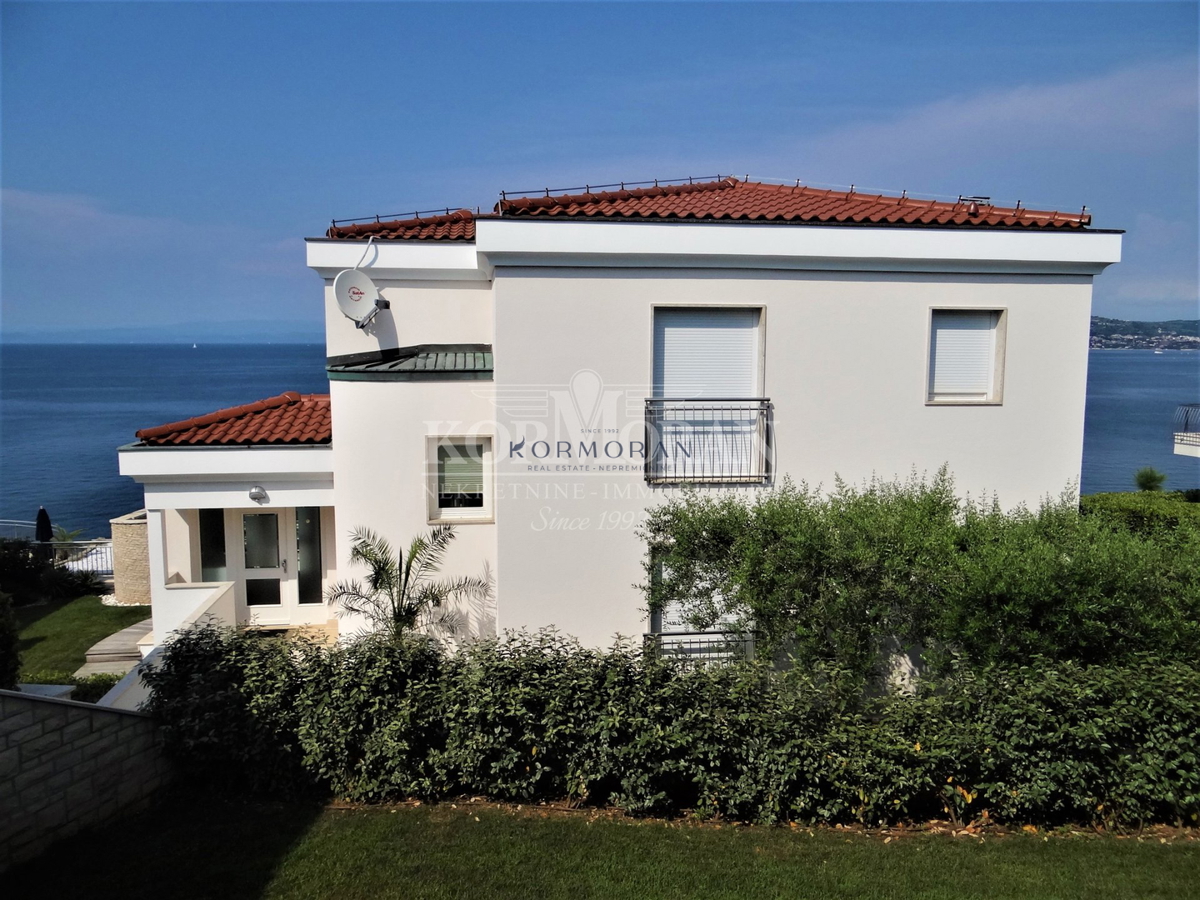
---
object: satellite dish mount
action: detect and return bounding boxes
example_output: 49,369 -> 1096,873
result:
333,235 -> 390,330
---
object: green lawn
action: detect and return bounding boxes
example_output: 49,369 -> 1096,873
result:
15,594 -> 150,674
8,794 -> 1198,900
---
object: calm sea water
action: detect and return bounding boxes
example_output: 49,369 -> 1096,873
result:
1080,349 -> 1199,495
1,344 -> 328,537
1,345 -> 1197,537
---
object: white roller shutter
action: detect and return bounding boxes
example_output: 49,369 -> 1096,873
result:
929,310 -> 997,400
653,308 -> 759,397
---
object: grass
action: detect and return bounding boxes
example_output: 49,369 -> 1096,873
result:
8,793 -> 1199,900
15,594 -> 150,674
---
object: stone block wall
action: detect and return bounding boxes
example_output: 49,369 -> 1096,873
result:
110,509 -> 151,606
0,689 -> 172,871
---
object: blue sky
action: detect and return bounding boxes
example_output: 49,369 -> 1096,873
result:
2,1 -> 1197,337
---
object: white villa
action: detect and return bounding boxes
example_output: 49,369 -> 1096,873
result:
118,175 -> 1122,651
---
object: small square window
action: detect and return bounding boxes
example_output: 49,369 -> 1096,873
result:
428,437 -> 493,523
927,309 -> 1006,404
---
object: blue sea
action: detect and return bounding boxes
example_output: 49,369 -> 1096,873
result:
1,345 -> 1197,537
1,344 -> 328,537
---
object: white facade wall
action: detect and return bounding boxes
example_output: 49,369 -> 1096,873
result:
329,379 -> 498,639
489,267 -> 1095,646
123,219 -> 1116,648
324,279 -> 493,357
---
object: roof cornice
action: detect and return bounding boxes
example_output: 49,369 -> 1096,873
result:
471,219 -> 1122,277
307,217 -> 1121,279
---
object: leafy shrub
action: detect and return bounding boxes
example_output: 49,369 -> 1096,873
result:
146,626 -> 1200,827
0,539 -> 47,605
295,635 -> 447,801
437,631 -> 621,803
1082,491 -> 1200,533
19,670 -> 122,703
0,538 -> 108,605
38,565 -> 106,602
141,626 -> 317,796
944,498 -> 1200,667
640,472 -> 1200,674
0,591 -> 19,690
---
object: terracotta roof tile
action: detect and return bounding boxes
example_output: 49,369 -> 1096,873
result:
497,178 -> 1091,229
324,177 -> 1093,241
327,208 -> 482,241
136,392 -> 331,446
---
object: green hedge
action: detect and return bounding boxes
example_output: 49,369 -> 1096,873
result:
1081,491 -> 1200,533
19,670 -> 123,703
0,592 -> 19,690
0,538 -> 108,606
640,473 -> 1200,675
144,626 -> 1200,827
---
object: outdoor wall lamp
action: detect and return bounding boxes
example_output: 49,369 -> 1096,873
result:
248,485 -> 268,503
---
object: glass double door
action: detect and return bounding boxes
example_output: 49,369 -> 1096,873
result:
237,507 -> 325,626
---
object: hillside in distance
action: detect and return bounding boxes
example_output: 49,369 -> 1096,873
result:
1090,317 -> 1199,349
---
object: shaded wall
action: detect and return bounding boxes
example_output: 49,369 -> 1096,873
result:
0,689 -> 172,871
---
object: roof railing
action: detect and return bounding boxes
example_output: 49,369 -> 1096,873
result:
330,176 -> 730,226
328,175 -> 1091,230
498,175 -> 727,202
331,206 -> 481,228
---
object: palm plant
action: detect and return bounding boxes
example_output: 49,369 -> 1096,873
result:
51,524 -> 84,543
325,525 -> 492,642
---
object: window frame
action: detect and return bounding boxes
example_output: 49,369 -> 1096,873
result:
648,304 -> 768,400
645,304 -> 771,485
426,435 -> 494,525
925,306 -> 1008,406
648,303 -> 767,400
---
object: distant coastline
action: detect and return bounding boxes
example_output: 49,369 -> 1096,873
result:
8,316 -> 1195,351
1,320 -> 324,345
1090,317 -> 1199,350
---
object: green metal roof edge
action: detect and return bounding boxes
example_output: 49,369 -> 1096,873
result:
326,369 -> 493,383
326,343 -> 492,368
326,343 -> 493,381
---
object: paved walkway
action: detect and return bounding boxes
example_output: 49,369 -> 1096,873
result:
75,618 -> 152,677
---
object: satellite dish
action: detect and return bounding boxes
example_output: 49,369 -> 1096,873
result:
333,268 -> 389,330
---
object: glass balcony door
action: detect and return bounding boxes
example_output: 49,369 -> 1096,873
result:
650,307 -> 767,483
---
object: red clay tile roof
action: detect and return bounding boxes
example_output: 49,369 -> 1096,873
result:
325,177 -> 1092,241
498,178 -> 1092,229
135,392 -> 332,446
328,208 -> 480,241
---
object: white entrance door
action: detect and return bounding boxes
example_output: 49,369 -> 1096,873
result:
240,509 -> 294,626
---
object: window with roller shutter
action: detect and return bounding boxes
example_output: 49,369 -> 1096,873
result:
927,309 -> 1005,403
647,308 -> 770,484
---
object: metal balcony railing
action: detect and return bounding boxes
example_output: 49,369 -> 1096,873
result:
644,398 -> 772,484
0,535 -> 114,575
1175,404 -> 1200,446
36,540 -> 114,575
0,519 -> 36,539
644,631 -> 756,668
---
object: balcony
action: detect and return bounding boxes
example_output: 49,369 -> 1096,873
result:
644,631 -> 756,668
1174,404 -> 1200,458
644,398 -> 772,484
